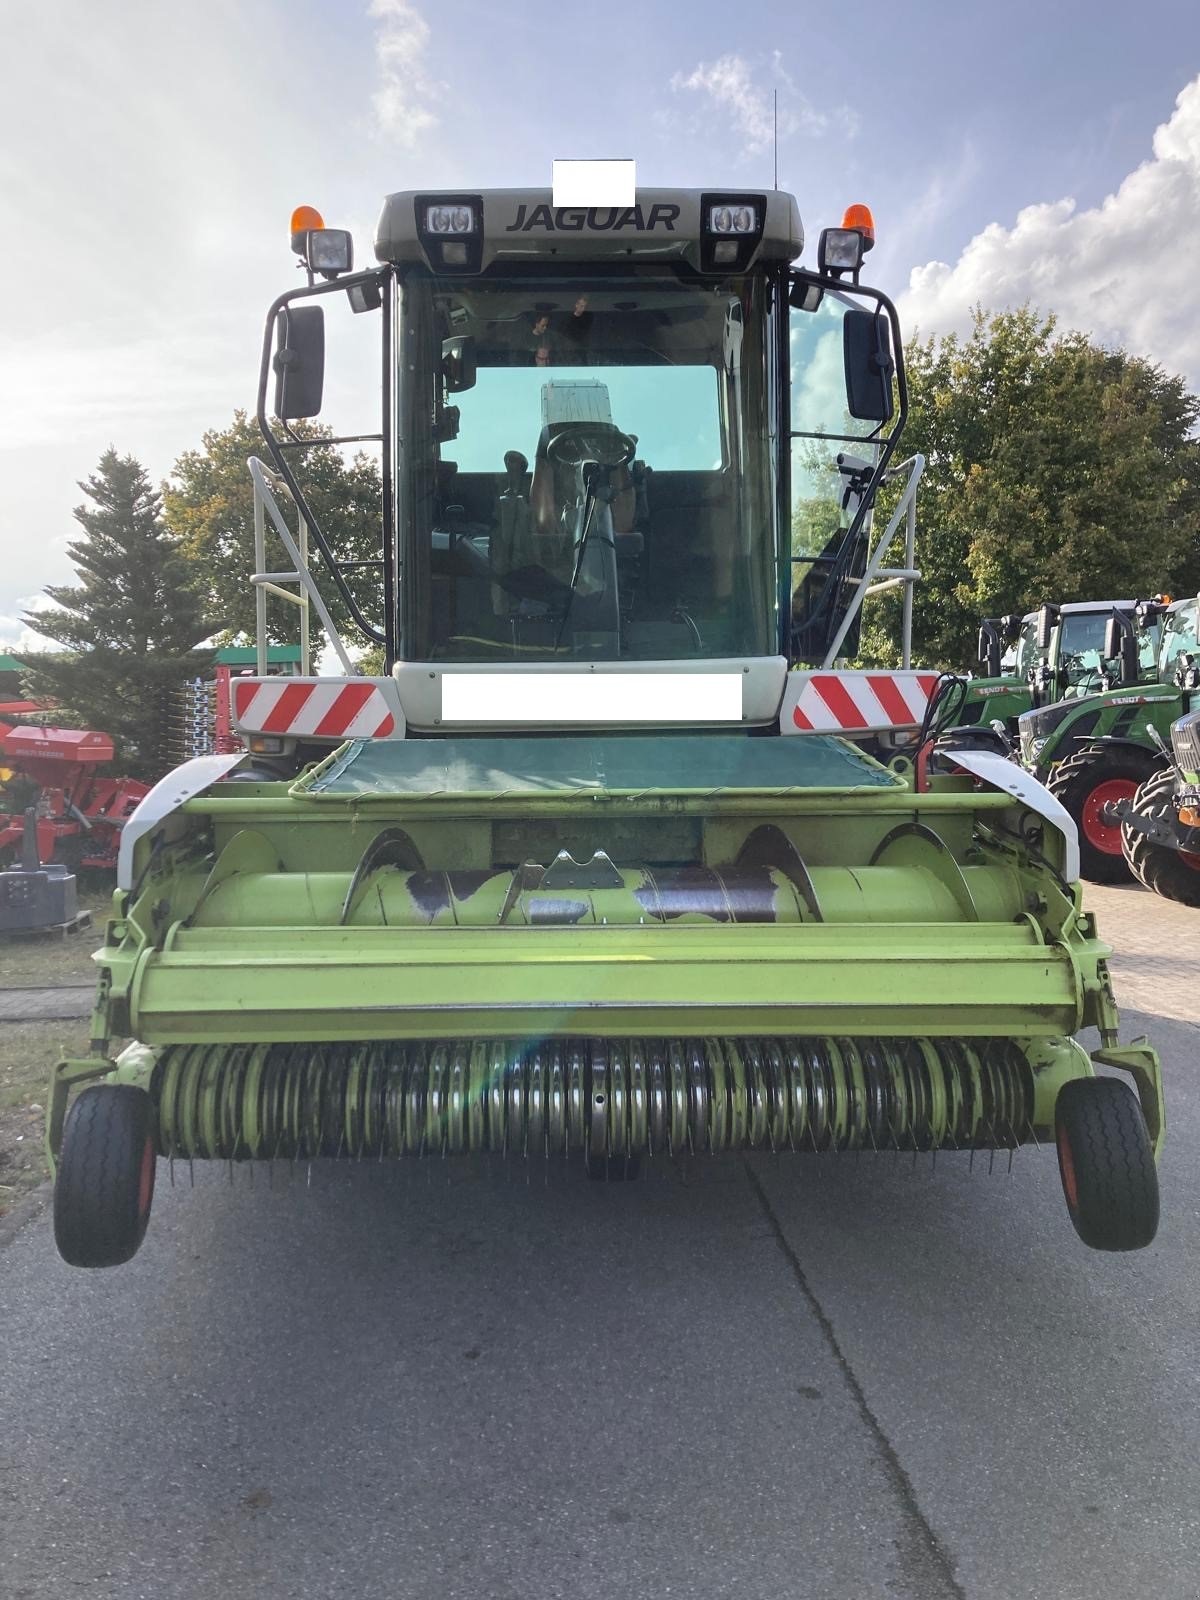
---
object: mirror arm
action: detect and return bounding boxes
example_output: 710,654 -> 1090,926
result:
256,276 -> 391,646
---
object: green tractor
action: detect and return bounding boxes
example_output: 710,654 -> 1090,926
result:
965,600 -> 1160,732
1118,705 -> 1200,906
963,611 -> 1035,727
46,180 -> 1162,1266
1018,596 -> 1199,881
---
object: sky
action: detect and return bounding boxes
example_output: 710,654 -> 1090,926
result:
1,0 -> 1199,647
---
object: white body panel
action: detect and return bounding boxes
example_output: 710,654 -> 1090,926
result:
394,657 -> 787,731
117,754 -> 245,891
946,748 -> 1081,884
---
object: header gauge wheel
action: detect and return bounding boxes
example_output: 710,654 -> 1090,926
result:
1055,1077 -> 1158,1251
53,1085 -> 157,1268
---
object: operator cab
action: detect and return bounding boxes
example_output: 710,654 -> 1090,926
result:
410,272 -> 771,662
255,185 -> 907,703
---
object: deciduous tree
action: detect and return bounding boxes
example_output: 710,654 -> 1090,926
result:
164,412 -> 384,650
862,308 -> 1200,667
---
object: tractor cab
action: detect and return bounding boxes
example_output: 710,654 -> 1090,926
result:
1025,599 -> 1160,704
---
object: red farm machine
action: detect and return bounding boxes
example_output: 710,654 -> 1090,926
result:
0,722 -> 148,873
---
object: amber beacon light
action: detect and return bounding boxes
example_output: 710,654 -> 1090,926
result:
290,205 -> 325,254
842,203 -> 876,251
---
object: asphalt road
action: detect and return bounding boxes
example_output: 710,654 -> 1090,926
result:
1,891 -> 1198,1599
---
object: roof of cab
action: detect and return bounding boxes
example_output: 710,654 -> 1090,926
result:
375,189 -> 803,273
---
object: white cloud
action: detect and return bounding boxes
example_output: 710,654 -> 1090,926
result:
0,3 -> 404,637
0,321 -> 243,452
0,595 -> 58,654
900,75 -> 1200,386
670,53 -> 852,156
369,0 -> 439,146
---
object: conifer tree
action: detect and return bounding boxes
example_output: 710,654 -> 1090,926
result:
22,449 -> 213,780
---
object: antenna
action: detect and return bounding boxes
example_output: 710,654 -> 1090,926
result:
773,90 -> 778,189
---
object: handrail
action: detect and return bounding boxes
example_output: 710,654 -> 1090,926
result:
820,452 -> 925,670
248,457 -> 357,677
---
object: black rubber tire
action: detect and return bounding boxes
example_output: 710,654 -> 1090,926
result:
53,1085 -> 157,1268
1121,768 -> 1200,907
1046,747 -> 1159,883
585,1153 -> 642,1181
1054,1077 -> 1158,1251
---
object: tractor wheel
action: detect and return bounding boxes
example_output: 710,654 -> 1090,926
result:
53,1085 -> 157,1268
1054,1078 -> 1158,1251
1047,748 -> 1159,883
1121,769 -> 1200,907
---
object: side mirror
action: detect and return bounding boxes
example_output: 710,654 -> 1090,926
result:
1103,611 -> 1140,686
1036,603 -> 1059,651
442,335 -> 477,394
1102,614 -> 1122,663
843,308 -> 894,423
273,305 -> 325,420
978,621 -> 1002,677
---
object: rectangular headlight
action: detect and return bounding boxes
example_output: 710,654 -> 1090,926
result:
817,227 -> 864,275
698,193 -> 765,273
424,204 -> 476,234
708,204 -> 757,235
415,195 -> 484,272
306,229 -> 353,275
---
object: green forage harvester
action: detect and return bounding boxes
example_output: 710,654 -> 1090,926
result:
47,180 -> 1162,1266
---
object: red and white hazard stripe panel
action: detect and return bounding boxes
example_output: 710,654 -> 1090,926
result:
780,671 -> 939,734
232,678 -> 404,741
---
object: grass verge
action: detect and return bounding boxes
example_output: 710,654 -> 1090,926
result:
0,1019 -> 89,1214
0,883 -> 111,986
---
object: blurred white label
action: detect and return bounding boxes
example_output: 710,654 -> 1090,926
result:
552,159 -> 636,207
442,672 -> 742,723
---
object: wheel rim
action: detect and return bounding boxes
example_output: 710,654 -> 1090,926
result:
136,1134 -> 156,1220
1081,778 -> 1139,855
1056,1122 -> 1079,1210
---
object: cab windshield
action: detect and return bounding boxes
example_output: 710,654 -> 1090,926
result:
1058,610 -> 1159,690
1160,601 -> 1197,681
397,272 -> 778,662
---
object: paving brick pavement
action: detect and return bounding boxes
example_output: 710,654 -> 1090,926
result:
1083,880 -> 1199,1028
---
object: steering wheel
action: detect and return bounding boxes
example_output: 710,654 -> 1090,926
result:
1073,666 -> 1104,695
544,422 -> 636,470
